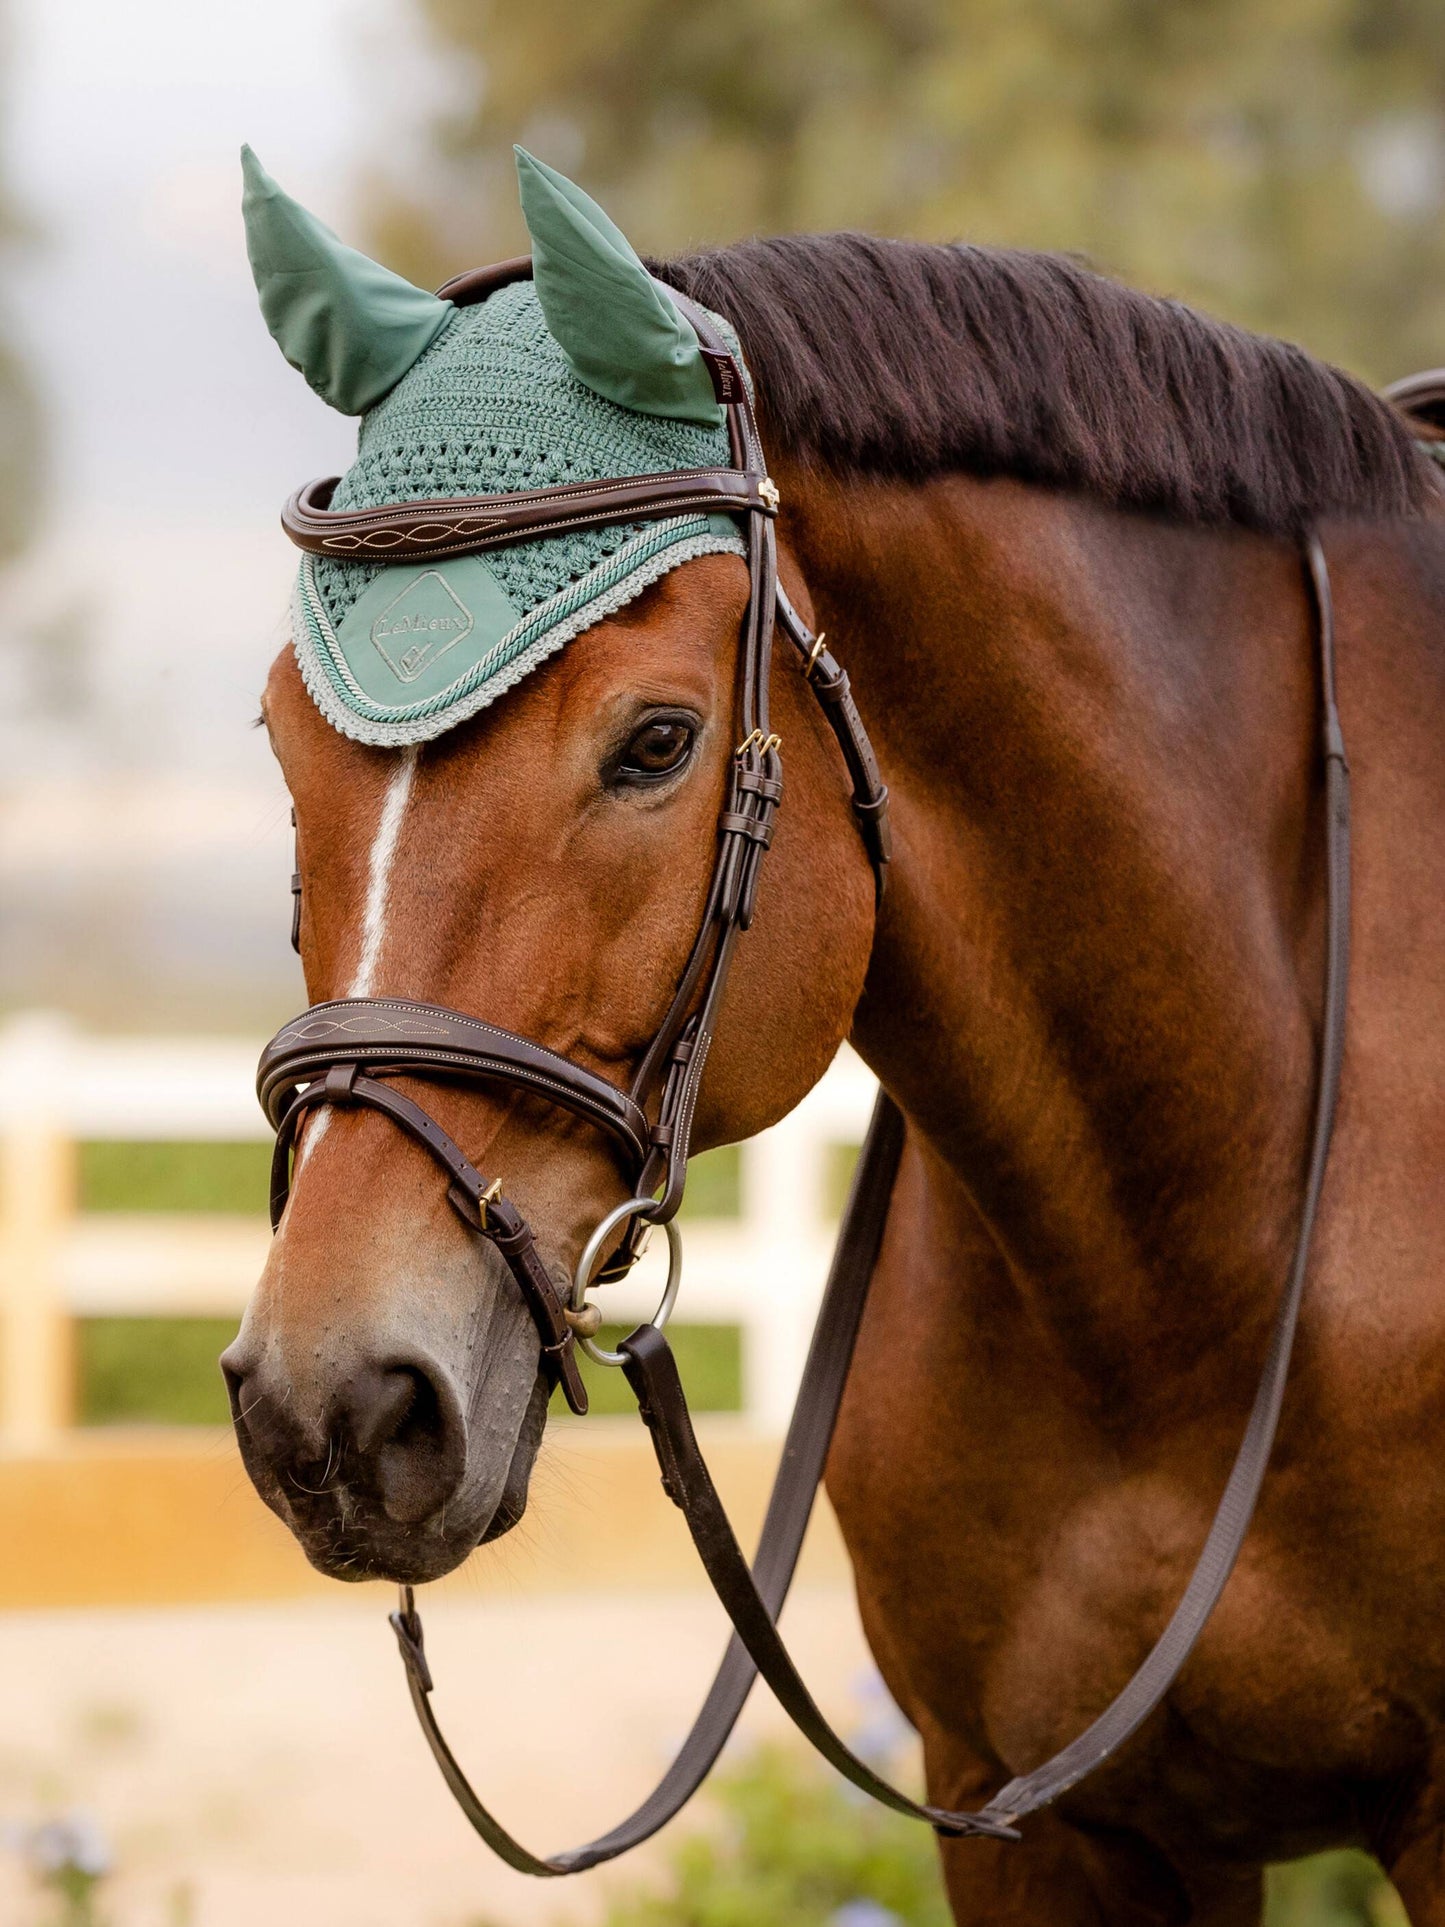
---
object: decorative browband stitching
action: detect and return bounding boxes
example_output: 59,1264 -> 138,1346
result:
282,468 -> 778,560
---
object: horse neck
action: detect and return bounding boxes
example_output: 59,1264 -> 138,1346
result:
782,465 -> 1328,1385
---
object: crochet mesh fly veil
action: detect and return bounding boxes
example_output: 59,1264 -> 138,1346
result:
242,145 -> 747,748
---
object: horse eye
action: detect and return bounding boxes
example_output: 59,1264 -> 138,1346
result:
617,718 -> 695,782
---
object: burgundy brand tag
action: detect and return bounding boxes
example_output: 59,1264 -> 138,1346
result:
699,347 -> 742,405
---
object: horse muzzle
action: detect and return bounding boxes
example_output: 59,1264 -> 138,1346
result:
220,1246 -> 550,1583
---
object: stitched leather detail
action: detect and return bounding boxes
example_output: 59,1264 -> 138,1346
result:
282,469 -> 777,561
258,997 -> 649,1172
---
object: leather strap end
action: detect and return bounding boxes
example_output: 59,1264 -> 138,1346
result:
717,810 -> 774,846
324,1061 -> 359,1104
853,788 -> 893,868
551,1341 -> 590,1417
389,1605 -> 435,1695
806,651 -> 847,696
618,1324 -> 691,1509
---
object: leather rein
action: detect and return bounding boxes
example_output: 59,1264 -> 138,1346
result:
258,256 -> 1352,1869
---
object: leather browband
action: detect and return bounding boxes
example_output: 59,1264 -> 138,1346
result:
434,256 -> 535,307
282,468 -> 779,562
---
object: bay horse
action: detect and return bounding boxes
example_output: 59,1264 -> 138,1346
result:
226,222 -> 1445,1922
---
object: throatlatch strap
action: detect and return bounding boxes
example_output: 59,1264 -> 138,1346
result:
390,1093 -> 906,1874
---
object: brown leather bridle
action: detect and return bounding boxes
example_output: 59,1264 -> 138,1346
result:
257,257 -> 1352,1871
261,261 -> 890,1419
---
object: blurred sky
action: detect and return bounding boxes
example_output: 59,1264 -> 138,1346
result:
0,0 -> 445,1022
9,0 -> 398,518
2,0 -> 463,778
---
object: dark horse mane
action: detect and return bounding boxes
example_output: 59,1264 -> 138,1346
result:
654,234 -> 1432,536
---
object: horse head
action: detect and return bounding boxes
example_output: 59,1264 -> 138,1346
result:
221,149 -> 876,1583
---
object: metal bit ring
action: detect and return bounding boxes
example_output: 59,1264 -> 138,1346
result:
571,1197 -> 683,1368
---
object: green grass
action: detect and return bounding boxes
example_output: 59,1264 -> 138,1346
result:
78,1140 -> 271,1214
552,1321 -> 741,1417
577,1746 -> 1406,1927
824,1140 -> 863,1219
77,1315 -> 739,1427
1266,1852 -> 1407,1926
76,1139 -> 741,1219
595,1743 -> 954,1927
679,1144 -> 741,1218
77,1317 -> 238,1427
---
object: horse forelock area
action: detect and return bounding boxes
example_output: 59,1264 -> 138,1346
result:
655,234 -> 1433,535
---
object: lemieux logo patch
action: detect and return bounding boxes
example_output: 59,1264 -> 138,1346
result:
329,554 -> 522,711
369,569 -> 474,683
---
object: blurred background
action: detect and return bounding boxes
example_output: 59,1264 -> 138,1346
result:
1,0 -> 1440,1921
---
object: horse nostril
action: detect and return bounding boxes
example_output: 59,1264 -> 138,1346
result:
218,1341 -> 468,1536
219,1340 -> 255,1426
350,1365 -> 424,1458
344,1360 -> 467,1528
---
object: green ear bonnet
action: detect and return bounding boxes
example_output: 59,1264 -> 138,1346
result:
243,146 -> 747,746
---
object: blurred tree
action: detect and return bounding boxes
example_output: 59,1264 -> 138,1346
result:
0,0 -> 40,562
366,0 -> 1445,384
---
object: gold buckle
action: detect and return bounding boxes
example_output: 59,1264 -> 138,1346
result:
736,728 -> 783,759
478,1177 -> 502,1226
804,631 -> 828,678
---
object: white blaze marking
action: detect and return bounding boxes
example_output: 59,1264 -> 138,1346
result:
350,746 -> 419,998
297,746 -> 419,1169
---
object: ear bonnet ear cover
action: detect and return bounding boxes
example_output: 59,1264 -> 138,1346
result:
245,146 -> 748,746
516,147 -> 723,426
241,146 -> 454,415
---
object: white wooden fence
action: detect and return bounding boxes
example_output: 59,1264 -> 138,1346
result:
0,1012 -> 877,1448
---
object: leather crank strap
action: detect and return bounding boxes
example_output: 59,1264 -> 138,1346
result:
389,1091 -> 907,1875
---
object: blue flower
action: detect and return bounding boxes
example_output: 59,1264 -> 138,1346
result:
827,1903 -> 904,1927
27,1811 -> 113,1881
